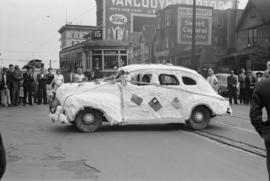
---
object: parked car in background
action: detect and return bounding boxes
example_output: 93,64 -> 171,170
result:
215,73 -> 239,97
49,64 -> 232,132
252,71 -> 264,82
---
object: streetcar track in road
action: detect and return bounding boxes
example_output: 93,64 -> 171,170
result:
187,130 -> 266,158
214,121 -> 257,134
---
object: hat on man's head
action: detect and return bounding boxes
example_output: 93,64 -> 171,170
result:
15,65 -> 19,69
9,64 -> 13,67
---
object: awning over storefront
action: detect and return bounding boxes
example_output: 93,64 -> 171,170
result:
83,39 -> 128,48
223,46 -> 269,59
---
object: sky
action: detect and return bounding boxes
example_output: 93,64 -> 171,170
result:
0,0 -> 248,69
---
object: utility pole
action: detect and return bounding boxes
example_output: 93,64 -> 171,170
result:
50,59 -> 52,68
191,0 -> 197,70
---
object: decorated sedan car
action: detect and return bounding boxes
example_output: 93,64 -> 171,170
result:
49,64 -> 232,132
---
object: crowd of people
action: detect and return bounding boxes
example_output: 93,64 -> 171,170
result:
0,65 -> 61,107
0,65 -> 106,108
207,61 -> 270,105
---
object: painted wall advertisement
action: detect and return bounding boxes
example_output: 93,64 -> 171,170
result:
177,6 -> 213,45
104,0 -> 234,41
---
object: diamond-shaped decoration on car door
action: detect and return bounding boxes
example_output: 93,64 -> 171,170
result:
148,97 -> 162,112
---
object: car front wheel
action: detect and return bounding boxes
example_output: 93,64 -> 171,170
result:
186,106 -> 211,130
75,109 -> 102,132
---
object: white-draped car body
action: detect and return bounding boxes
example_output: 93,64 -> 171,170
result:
49,64 -> 232,132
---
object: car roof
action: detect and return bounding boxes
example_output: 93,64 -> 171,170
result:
119,64 -> 198,75
215,73 -> 229,76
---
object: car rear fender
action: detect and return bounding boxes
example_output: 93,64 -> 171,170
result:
189,104 -> 214,119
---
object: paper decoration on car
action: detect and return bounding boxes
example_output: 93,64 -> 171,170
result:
149,97 -> 162,112
131,94 -> 143,105
171,97 -> 182,109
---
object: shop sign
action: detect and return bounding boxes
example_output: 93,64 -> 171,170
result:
109,14 -> 128,25
92,30 -> 103,40
177,6 -> 213,45
110,0 -> 236,10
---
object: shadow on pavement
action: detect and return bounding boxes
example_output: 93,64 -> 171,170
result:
49,123 -> 189,134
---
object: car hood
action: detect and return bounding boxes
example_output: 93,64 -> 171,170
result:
56,81 -> 114,104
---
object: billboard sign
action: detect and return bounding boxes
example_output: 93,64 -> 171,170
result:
177,6 -> 213,45
109,0 -> 236,10
103,0 -> 234,41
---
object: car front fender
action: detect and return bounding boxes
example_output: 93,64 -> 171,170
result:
63,92 -> 123,125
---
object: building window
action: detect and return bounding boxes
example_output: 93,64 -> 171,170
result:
165,37 -> 169,49
85,51 -> 90,69
104,50 -> 118,69
104,55 -> 118,69
72,41 -> 75,45
165,13 -> 170,26
92,50 -> 102,70
157,15 -> 161,30
77,33 -> 80,38
71,32 -> 75,38
248,28 -> 257,46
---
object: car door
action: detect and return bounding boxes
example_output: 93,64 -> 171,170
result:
122,71 -> 165,123
122,70 -> 187,123
150,71 -> 189,122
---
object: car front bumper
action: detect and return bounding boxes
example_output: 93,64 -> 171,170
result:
49,106 -> 69,124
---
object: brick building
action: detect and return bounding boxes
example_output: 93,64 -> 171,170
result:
58,24 -> 98,49
153,4 -> 242,72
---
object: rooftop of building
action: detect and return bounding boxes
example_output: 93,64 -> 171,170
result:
58,24 -> 98,33
250,0 -> 270,22
237,0 -> 270,30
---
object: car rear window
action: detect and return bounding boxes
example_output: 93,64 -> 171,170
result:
182,76 -> 197,85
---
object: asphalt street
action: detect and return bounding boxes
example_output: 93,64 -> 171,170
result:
0,104 -> 268,181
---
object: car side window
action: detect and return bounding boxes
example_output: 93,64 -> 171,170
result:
130,74 -> 141,85
159,74 -> 179,85
182,76 -> 197,85
130,73 -> 152,86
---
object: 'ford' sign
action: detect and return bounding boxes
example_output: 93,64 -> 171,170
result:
109,14 -> 128,25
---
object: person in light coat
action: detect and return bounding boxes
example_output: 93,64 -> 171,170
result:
206,68 -> 219,92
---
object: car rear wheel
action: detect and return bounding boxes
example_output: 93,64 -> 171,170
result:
186,106 -> 211,130
75,109 -> 102,132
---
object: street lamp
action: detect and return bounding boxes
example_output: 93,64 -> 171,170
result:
191,0 -> 197,70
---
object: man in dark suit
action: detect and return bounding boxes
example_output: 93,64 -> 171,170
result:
250,78 -> 270,180
0,133 -> 6,179
245,70 -> 257,104
11,65 -> 22,106
23,67 -> 35,105
6,64 -> 14,106
37,68 -> 47,104
227,70 -> 238,105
